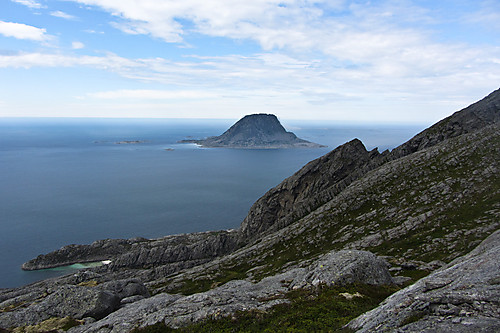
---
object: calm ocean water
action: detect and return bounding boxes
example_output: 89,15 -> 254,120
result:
0,118 -> 425,288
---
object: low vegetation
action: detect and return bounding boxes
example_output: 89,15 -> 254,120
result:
134,283 -> 399,333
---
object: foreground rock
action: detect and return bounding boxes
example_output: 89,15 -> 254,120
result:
0,286 -> 119,328
67,250 -> 392,332
347,230 -> 500,332
180,113 -> 325,148
0,278 -> 149,329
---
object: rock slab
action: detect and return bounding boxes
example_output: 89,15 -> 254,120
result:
347,229 -> 500,332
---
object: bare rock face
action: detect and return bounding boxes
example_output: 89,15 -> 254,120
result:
238,138 -> 386,244
347,229 -> 500,332
181,113 -> 325,148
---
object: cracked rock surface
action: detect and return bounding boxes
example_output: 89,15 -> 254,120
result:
347,229 -> 500,332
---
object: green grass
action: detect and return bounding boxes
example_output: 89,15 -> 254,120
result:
156,262 -> 253,295
133,284 -> 399,333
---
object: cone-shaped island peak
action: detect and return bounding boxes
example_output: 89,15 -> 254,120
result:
180,113 -> 326,148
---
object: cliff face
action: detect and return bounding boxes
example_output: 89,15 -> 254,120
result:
238,138 -> 386,243
1,89 -> 499,332
182,113 -> 325,148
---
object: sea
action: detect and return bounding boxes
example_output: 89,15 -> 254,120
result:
0,118 -> 426,288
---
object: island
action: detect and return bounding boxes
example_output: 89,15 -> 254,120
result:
179,113 -> 326,148
115,140 -> 146,144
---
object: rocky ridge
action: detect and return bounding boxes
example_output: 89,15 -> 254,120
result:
22,231 -> 238,272
180,113 -> 325,148
1,89 -> 499,331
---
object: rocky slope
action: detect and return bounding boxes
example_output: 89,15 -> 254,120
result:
347,229 -> 500,332
1,89 -> 499,332
180,113 -> 324,148
68,250 -> 393,332
155,121 -> 498,296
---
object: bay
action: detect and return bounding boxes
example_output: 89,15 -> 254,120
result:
0,118 -> 424,288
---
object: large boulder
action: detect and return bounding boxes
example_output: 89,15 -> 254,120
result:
0,285 -> 120,329
290,250 -> 394,289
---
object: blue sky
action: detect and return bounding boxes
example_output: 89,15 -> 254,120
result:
0,0 -> 499,123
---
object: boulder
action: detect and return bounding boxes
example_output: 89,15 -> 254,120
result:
290,250 -> 394,289
0,285 -> 120,328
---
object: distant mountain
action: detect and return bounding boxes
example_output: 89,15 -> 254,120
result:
180,113 -> 325,148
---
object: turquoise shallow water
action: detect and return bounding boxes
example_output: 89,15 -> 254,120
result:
0,118 -> 424,288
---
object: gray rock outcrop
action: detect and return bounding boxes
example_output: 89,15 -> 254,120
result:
0,285 -> 120,328
0,277 -> 150,330
238,138 -> 387,244
22,230 -> 238,272
347,229 -> 500,332
289,250 -> 394,289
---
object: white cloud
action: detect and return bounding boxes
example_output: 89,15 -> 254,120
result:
10,0 -> 44,9
66,0 -> 498,81
0,21 -> 50,41
0,52 -> 137,70
50,11 -> 77,20
89,89 -> 218,99
71,0 -> 331,45
72,41 -> 85,49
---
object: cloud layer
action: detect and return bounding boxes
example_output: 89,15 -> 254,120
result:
1,0 -> 499,121
0,21 -> 50,41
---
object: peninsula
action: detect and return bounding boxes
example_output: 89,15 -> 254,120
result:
180,113 -> 325,148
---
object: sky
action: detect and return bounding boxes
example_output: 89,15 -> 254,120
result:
0,0 -> 499,123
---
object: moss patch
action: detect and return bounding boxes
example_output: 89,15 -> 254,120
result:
12,317 -> 82,332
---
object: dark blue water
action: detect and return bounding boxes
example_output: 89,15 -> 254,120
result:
0,118 -> 425,288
